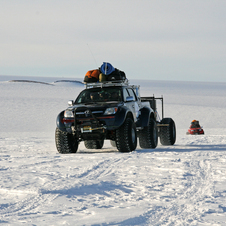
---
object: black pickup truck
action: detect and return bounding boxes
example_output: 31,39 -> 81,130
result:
55,80 -> 176,153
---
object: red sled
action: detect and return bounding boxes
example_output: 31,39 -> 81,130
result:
186,120 -> 204,135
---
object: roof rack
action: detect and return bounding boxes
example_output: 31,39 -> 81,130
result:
84,79 -> 130,89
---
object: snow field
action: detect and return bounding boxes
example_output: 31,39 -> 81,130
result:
0,77 -> 226,225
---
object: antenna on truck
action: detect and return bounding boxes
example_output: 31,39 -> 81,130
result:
87,43 -> 98,67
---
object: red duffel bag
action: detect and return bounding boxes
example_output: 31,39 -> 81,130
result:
84,69 -> 100,83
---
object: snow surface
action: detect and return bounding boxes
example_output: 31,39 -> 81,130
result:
1,76 -> 226,225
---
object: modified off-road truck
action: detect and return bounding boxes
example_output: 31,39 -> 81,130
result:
55,80 -> 176,153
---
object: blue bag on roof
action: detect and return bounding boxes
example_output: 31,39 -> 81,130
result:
100,62 -> 115,75
99,62 -> 126,82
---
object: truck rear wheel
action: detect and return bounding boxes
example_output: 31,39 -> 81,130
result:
159,118 -> 176,145
139,117 -> 158,149
55,128 -> 78,154
84,140 -> 104,149
115,118 -> 137,152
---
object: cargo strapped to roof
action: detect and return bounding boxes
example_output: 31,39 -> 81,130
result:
84,79 -> 129,89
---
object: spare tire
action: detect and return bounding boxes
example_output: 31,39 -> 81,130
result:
159,118 -> 176,145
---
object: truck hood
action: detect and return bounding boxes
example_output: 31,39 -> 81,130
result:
67,102 -> 123,111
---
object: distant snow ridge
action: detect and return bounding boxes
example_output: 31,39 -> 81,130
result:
9,79 -> 83,86
9,80 -> 52,85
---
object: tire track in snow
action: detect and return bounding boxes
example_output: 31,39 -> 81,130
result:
110,152 -> 215,226
145,153 -> 215,225
1,134 -> 225,225
0,191 -> 58,220
28,154 -> 134,218
76,155 -> 129,181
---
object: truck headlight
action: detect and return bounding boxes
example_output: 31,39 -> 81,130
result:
104,107 -> 118,115
64,110 -> 74,118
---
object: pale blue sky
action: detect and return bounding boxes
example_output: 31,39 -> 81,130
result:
1,0 -> 226,82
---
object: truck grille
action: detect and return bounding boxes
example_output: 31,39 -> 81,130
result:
75,110 -> 104,118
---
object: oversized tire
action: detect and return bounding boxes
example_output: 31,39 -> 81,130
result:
159,118 -> 176,145
55,128 -> 79,154
139,117 -> 158,149
115,118 -> 137,152
84,140 -> 104,149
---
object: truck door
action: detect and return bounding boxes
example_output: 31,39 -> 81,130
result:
123,88 -> 139,121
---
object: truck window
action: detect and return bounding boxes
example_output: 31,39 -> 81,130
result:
127,88 -> 137,101
123,88 -> 130,101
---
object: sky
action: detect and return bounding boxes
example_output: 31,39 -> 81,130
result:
1,0 -> 226,82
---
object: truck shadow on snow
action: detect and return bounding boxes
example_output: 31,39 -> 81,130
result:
150,144 -> 226,152
77,147 -> 118,154
75,144 -> 226,154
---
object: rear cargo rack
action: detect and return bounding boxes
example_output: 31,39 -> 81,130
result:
141,96 -> 164,119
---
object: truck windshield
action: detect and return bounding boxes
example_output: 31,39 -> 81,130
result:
75,87 -> 122,104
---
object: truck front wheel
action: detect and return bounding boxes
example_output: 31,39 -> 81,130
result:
139,118 -> 158,149
115,118 -> 137,152
55,128 -> 79,154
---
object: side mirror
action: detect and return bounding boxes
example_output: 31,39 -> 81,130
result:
68,100 -> 74,106
126,96 -> 134,102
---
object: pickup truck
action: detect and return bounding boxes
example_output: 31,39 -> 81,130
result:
55,80 -> 176,153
